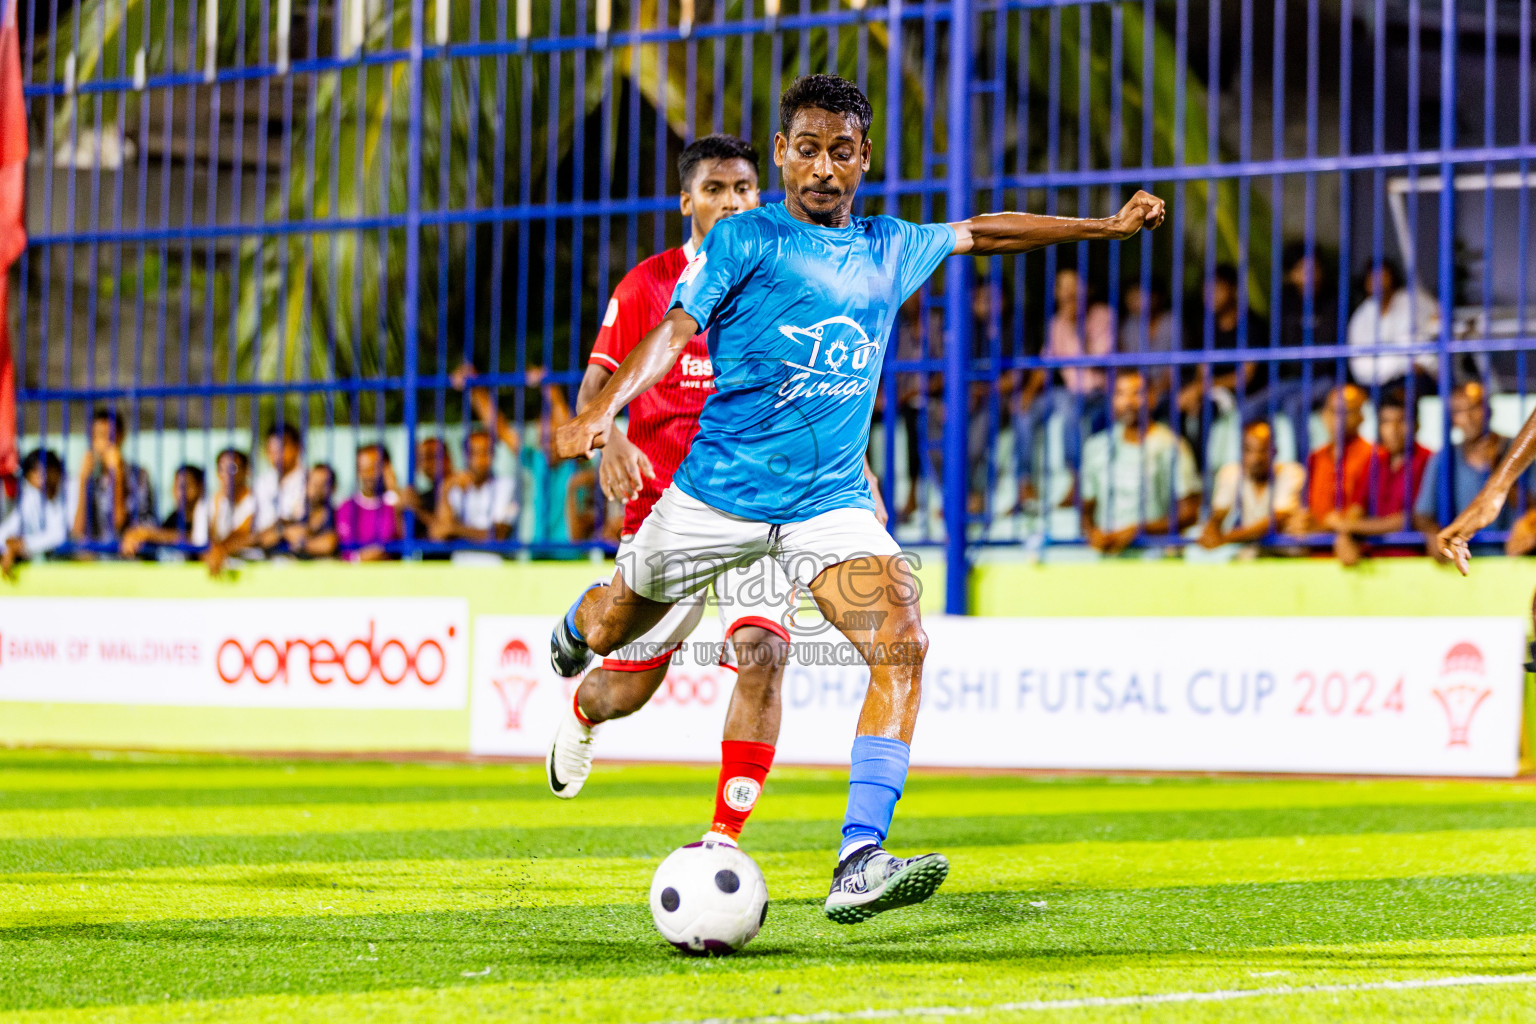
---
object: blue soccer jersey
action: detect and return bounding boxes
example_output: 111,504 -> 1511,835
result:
668,202 -> 955,523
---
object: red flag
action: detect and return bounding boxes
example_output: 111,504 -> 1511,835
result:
0,0 -> 26,489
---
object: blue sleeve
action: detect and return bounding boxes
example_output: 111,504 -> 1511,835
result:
669,217 -> 757,330
1414,452 -> 1440,519
888,218 -> 958,302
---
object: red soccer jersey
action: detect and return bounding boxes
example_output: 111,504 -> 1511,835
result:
590,244 -> 716,535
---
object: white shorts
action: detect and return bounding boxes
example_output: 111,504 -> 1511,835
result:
618,486 -> 900,605
601,539 -> 802,673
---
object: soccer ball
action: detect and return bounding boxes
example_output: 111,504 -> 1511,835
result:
649,840 -> 769,956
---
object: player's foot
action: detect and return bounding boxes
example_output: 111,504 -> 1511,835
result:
701,829 -> 738,847
822,845 -> 949,924
545,699 -> 599,799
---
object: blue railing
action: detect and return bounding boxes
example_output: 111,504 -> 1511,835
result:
13,1 -> 1536,611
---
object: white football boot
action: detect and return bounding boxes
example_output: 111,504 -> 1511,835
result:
545,694 -> 599,799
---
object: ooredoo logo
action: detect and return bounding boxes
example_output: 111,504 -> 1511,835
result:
216,620 -> 454,687
1432,641 -> 1493,747
491,637 -> 538,731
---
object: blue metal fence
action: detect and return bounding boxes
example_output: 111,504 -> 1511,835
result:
13,1 -> 1536,611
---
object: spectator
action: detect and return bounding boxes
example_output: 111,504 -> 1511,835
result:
1331,389 -> 1432,564
525,377 -> 580,550
437,429 -> 518,544
253,422 -> 306,551
925,281 -> 1009,517
1119,281 -> 1175,412
1294,384 -> 1374,539
405,436 -> 453,554
336,443 -> 400,561
279,464 -> 338,559
1347,258 -> 1440,391
1257,244 -> 1342,433
1198,421 -> 1305,553
1015,267 -> 1113,507
0,448 -> 74,577
121,464 -> 208,559
566,460 -> 602,543
1416,379 -> 1520,562
202,448 -> 259,576
73,406 -> 156,547
893,292 -> 927,521
1176,264 -> 1269,462
1080,371 -> 1201,554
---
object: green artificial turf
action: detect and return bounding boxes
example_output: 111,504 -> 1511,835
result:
2,749 -> 1535,1022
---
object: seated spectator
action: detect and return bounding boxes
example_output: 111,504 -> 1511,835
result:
1241,244 -> 1343,437
1347,258 -> 1440,391
404,436 -> 453,555
1119,281 -> 1175,412
1176,264 -> 1269,463
436,429 -> 517,544
203,448 -> 258,576
1079,371 -> 1201,554
0,448 -> 74,577
1292,384 -> 1374,539
1015,267 -> 1112,508
1416,379 -> 1521,561
1331,389 -> 1431,564
1197,421 -> 1305,553
73,406 -> 156,548
121,464 -> 208,559
253,422 -> 306,552
336,443 -> 400,561
278,464 -> 338,558
924,281 -> 1009,517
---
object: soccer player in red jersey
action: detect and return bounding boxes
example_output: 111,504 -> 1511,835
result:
545,134 -> 886,846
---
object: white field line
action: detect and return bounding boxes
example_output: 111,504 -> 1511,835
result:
670,973 -> 1536,1024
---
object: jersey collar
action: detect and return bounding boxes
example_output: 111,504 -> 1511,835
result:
682,238 -> 697,261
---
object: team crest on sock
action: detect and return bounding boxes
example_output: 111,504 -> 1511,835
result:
722,776 -> 762,812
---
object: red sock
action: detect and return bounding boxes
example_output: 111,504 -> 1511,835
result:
572,688 -> 596,729
710,740 -> 775,841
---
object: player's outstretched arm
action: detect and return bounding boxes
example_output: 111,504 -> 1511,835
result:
554,307 -> 700,460
1437,404 -> 1536,575
949,190 -> 1166,256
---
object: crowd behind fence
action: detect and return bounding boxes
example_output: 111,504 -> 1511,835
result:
8,1 -> 1536,610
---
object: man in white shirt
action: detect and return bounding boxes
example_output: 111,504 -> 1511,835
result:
252,422 -> 306,549
438,428 -> 518,543
1199,421 -> 1306,552
1080,371 -> 1201,554
205,448 -> 259,576
1347,259 -> 1441,387
0,449 -> 74,577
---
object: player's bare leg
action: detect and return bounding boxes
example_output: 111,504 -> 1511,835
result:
806,554 -> 947,924
550,569 -> 675,677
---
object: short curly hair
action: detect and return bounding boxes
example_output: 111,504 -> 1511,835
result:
779,74 -> 873,140
678,134 -> 760,191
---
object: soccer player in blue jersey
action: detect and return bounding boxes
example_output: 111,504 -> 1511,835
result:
550,74 -> 1165,923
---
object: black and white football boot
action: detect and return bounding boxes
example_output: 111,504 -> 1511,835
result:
822,845 -> 949,924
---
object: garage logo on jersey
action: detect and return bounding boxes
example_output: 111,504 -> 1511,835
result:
774,316 -> 881,409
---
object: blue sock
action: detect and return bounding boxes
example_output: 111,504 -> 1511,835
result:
563,582 -> 605,644
839,735 -> 910,860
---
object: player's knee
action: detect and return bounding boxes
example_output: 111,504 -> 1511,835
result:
729,626 -> 790,678
884,615 -> 928,666
585,619 -> 626,657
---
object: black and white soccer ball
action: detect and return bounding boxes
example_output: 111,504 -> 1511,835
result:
648,840 -> 768,955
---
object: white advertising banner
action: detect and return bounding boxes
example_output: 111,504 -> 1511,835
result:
470,614 -> 1526,777
0,598 -> 469,709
